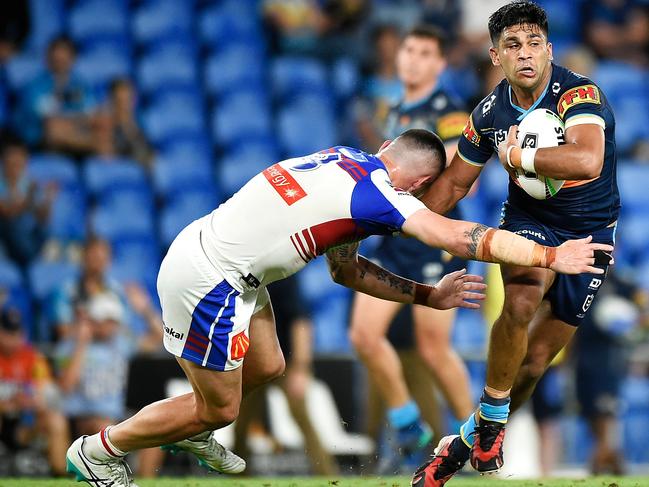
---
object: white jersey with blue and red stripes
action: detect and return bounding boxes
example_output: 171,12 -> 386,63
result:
199,145 -> 426,292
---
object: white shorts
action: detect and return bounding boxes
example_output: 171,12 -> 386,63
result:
157,219 -> 269,371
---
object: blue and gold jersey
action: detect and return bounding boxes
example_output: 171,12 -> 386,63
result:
384,85 -> 469,143
457,64 -> 620,233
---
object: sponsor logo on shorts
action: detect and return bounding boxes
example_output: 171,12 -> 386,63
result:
588,278 -> 602,290
164,325 -> 184,340
514,229 -> 547,241
582,294 -> 595,313
557,84 -> 601,118
230,331 -> 250,361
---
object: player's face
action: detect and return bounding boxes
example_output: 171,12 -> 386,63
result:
396,36 -> 446,88
489,23 -> 552,92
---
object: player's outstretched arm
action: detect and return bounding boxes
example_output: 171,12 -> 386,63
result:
325,243 -> 486,310
402,209 -> 614,275
419,152 -> 482,215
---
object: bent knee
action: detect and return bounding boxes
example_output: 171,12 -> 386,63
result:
196,402 -> 240,430
349,325 -> 383,356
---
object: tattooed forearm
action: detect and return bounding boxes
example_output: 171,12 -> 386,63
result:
464,223 -> 489,258
358,257 -> 415,297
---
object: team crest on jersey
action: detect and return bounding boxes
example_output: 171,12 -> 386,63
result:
462,116 -> 481,146
230,331 -> 250,361
557,84 -> 600,117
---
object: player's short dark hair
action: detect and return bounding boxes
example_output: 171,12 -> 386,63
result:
397,128 -> 447,174
405,25 -> 446,55
488,1 -> 549,45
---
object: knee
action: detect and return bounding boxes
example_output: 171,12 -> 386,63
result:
254,353 -> 286,385
349,324 -> 381,357
196,401 -> 240,430
520,349 -> 551,383
501,295 -> 542,326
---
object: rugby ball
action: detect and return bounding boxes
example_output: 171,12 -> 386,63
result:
514,108 -> 565,200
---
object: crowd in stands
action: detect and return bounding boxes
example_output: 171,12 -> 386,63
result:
0,0 -> 647,477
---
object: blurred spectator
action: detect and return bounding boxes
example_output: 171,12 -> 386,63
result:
13,36 -> 110,155
49,237 -> 119,340
264,0 -> 368,59
574,270 -> 648,475
55,292 -> 162,437
102,78 -> 154,169
584,0 -> 649,66
354,24 -> 403,151
0,137 -> 56,269
233,275 -> 338,475
0,1 -> 29,63
0,307 -> 69,476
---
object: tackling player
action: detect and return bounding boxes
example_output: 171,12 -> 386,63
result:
411,2 -> 620,486
64,129 -> 610,486
349,25 -> 473,470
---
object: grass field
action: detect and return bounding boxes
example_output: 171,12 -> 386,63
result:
0,476 -> 647,487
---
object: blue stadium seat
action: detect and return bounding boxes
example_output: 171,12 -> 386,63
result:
69,0 -> 128,43
159,190 -> 218,247
537,0 -> 584,43
133,0 -> 194,46
277,94 -> 337,156
136,41 -> 198,94
28,259 -> 79,303
76,40 -> 132,89
83,157 -> 149,197
110,235 -> 161,286
211,91 -> 272,148
5,53 -> 43,93
452,307 -> 487,358
0,82 -> 7,128
617,163 -> 649,211
198,2 -> 263,50
203,46 -> 265,98
28,153 -> 78,187
25,0 -> 64,53
152,155 -> 215,200
331,57 -> 360,101
217,141 -> 279,197
477,160 -> 509,205
91,201 -> 156,242
270,56 -> 330,101
142,91 -> 206,144
0,259 -> 33,337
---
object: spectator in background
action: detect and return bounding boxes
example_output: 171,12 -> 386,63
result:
354,24 -> 403,151
0,307 -> 69,476
0,1 -> 29,64
14,36 -> 111,155
584,0 -> 649,66
101,78 -> 154,169
55,292 -> 162,437
0,137 -> 56,269
233,275 -> 338,475
575,270 -> 648,475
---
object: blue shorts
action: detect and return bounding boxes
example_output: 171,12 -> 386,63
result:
370,207 -> 466,285
500,203 -> 616,326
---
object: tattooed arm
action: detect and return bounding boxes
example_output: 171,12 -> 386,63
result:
325,243 -> 486,309
400,209 -> 613,274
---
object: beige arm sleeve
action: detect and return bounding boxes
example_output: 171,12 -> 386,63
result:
476,228 -> 556,268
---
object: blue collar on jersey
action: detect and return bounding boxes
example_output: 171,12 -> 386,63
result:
508,78 -> 550,121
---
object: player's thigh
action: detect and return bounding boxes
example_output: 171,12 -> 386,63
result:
501,263 -> 555,320
242,294 -> 285,383
412,305 -> 456,351
349,291 -> 402,336
177,356 -> 243,413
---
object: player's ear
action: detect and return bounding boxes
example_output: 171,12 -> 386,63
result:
379,140 -> 392,151
489,46 -> 500,66
547,41 -> 554,61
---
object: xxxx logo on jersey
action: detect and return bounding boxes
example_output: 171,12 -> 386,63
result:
230,331 -> 250,361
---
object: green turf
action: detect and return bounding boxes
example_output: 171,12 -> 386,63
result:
0,477 -> 647,487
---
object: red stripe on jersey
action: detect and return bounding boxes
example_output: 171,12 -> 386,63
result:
302,228 -> 317,257
342,157 -> 368,177
309,219 -> 368,254
189,329 -> 209,345
294,232 -> 312,261
263,164 -> 307,206
337,161 -> 362,181
290,235 -> 309,263
100,428 -> 120,457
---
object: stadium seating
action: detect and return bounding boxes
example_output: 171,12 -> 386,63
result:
277,93 -> 337,156
132,0 -> 194,46
211,90 -> 273,148
83,157 -> 149,197
68,0 -> 129,43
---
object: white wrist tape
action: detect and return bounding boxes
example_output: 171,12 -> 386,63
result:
506,145 -> 516,168
520,148 -> 538,173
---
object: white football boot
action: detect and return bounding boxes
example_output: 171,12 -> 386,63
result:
162,430 -> 246,474
66,436 -> 138,487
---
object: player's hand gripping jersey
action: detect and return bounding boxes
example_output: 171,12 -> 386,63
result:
200,146 -> 426,292
458,64 -> 620,233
